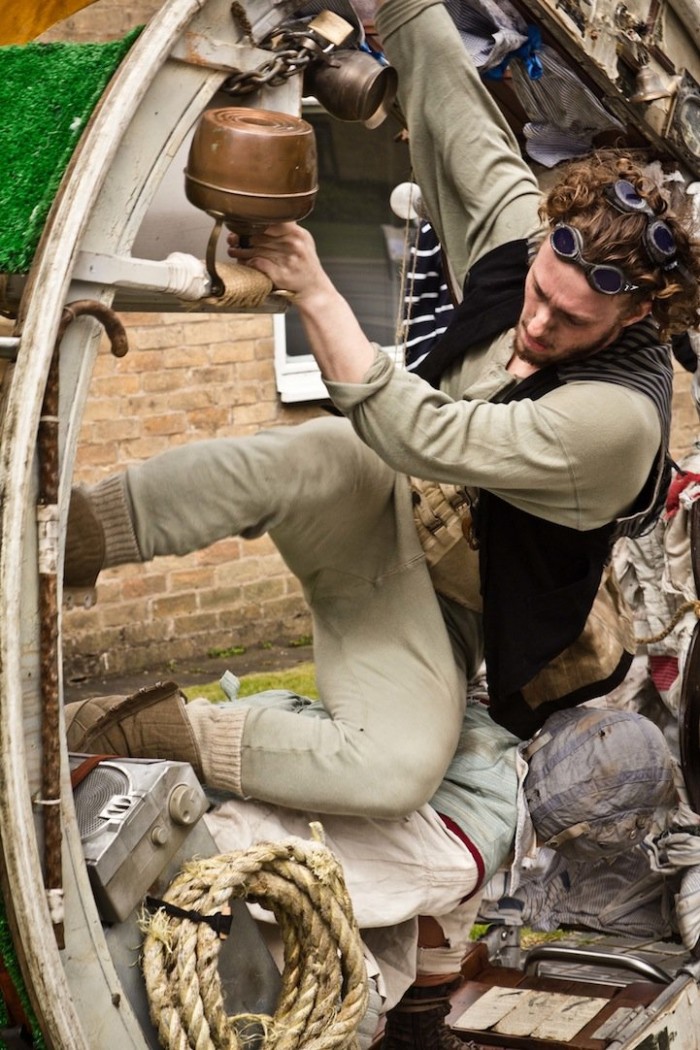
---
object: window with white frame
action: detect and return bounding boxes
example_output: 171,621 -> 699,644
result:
274,102 -> 411,403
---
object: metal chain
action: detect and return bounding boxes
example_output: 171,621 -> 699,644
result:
221,24 -> 335,97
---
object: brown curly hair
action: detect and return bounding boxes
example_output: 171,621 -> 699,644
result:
541,150 -> 700,339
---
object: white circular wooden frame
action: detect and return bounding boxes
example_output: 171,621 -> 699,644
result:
0,1 -> 301,1043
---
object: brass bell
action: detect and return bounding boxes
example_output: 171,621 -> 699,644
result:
304,50 -> 398,128
630,64 -> 678,104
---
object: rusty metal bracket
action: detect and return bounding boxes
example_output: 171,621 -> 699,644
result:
34,300 -> 129,948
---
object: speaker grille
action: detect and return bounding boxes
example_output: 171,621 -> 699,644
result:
74,765 -> 130,837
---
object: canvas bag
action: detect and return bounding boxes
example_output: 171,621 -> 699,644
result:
411,476 -> 637,711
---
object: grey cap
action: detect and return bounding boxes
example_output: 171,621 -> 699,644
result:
524,706 -> 678,861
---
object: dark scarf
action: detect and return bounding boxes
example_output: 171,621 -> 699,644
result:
412,239 -> 528,387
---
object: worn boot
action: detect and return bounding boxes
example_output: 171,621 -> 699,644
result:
380,979 -> 465,1049
65,680 -> 204,779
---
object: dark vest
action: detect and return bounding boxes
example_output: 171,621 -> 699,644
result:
415,240 -> 673,738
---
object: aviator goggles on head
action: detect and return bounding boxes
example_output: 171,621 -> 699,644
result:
550,223 -> 639,296
603,179 -> 678,267
549,179 -> 679,296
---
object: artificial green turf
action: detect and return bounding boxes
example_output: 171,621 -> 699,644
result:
0,28 -> 141,274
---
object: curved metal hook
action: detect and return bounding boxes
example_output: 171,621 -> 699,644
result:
57,300 -> 129,358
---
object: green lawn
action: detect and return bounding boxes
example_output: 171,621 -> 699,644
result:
181,661 -> 318,703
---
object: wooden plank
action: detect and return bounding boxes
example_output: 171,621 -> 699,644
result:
451,980 -> 614,1049
453,987 -> 611,1040
576,981 -> 659,1042
454,985 -> 527,1030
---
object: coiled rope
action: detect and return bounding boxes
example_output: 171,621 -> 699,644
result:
636,598 -> 700,646
140,828 -> 369,1050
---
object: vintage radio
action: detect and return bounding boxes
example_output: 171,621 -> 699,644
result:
70,754 -> 208,923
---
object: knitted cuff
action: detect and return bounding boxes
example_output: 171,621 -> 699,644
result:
89,474 -> 142,567
185,699 -> 248,796
64,486 -> 106,589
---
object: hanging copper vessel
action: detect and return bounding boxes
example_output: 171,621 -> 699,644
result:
184,107 -> 318,234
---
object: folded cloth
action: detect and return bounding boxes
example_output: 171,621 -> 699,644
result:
522,706 -> 678,862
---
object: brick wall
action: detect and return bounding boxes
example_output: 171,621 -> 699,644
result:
41,0 -> 322,681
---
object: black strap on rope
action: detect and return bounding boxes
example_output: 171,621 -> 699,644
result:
145,896 -> 233,939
